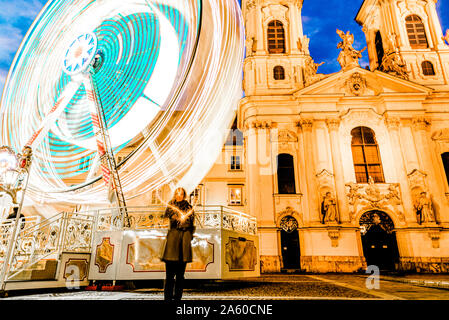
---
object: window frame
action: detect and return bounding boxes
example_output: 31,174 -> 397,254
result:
228,185 -> 243,206
276,153 -> 297,194
351,127 -> 385,184
273,65 -> 285,80
230,155 -> 242,171
267,20 -> 286,54
405,15 -> 429,49
421,60 -> 436,76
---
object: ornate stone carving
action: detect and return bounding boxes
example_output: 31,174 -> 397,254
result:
407,169 -> 427,190
428,230 -> 440,249
277,129 -> 297,143
262,4 -> 288,22
384,117 -> 401,129
246,0 -> 256,10
412,117 -> 431,130
328,227 -> 340,247
345,72 -> 367,96
336,29 -> 366,70
246,119 -> 273,130
326,119 -> 340,131
432,128 -> 449,141
379,49 -> 409,80
303,56 -> 324,87
279,214 -> 299,233
345,179 -> 404,223
296,119 -> 313,131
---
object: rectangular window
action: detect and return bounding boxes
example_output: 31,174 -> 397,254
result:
228,185 -> 243,205
230,155 -> 241,170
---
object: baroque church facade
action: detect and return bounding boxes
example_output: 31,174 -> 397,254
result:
199,0 -> 449,273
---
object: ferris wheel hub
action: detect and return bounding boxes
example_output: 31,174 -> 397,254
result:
62,32 -> 98,76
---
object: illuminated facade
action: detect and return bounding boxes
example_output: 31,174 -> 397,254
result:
7,0 -> 449,275
201,0 -> 449,273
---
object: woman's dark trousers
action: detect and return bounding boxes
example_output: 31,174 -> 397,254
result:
164,261 -> 187,300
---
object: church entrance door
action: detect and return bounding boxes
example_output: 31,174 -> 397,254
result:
280,216 -> 301,270
360,211 -> 399,271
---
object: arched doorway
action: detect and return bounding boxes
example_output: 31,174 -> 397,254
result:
360,211 -> 399,271
279,216 -> 301,270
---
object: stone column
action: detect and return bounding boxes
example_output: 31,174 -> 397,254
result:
297,119 -> 319,224
385,117 -> 417,225
326,119 -> 350,224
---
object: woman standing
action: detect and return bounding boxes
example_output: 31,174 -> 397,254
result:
161,187 -> 195,300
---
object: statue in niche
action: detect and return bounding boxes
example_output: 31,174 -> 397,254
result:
321,192 -> 339,224
336,29 -> 366,70
414,191 -> 435,224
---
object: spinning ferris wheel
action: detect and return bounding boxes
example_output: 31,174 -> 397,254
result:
0,0 -> 244,208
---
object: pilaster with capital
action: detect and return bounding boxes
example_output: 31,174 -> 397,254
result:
384,117 -> 416,225
326,119 -> 350,223
296,119 -> 320,223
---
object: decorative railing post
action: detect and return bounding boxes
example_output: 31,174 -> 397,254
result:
57,212 -> 68,259
0,218 -> 21,291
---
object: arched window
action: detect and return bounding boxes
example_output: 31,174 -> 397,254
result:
405,15 -> 428,49
277,154 -> 296,194
267,20 -> 285,54
351,127 -> 385,183
422,61 -> 436,76
273,65 -> 285,80
375,31 -> 384,67
442,152 -> 449,187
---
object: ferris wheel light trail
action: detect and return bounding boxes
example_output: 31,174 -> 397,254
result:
1,0 -> 244,208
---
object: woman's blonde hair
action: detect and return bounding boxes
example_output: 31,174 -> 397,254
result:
171,187 -> 187,202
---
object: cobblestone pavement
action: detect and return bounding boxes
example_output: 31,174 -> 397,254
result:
3,274 -> 449,300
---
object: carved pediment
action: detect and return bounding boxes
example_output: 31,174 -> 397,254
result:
293,67 -> 432,97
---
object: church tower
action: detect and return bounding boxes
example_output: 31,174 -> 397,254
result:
356,0 -> 449,89
242,0 -> 320,95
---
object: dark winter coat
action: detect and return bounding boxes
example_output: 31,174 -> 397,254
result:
161,200 -> 195,263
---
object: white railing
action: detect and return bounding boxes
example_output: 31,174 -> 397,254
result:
0,205 -> 256,288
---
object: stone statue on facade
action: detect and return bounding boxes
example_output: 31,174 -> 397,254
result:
336,29 -> 366,70
297,35 -> 310,54
442,29 -> 449,46
303,56 -> 324,86
414,191 -> 435,224
245,37 -> 256,57
321,192 -> 339,224
379,49 -> 409,80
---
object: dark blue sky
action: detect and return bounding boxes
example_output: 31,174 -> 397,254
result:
0,0 -> 448,91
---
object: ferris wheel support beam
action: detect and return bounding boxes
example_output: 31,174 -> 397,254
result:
24,81 -> 82,148
83,71 -> 130,228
